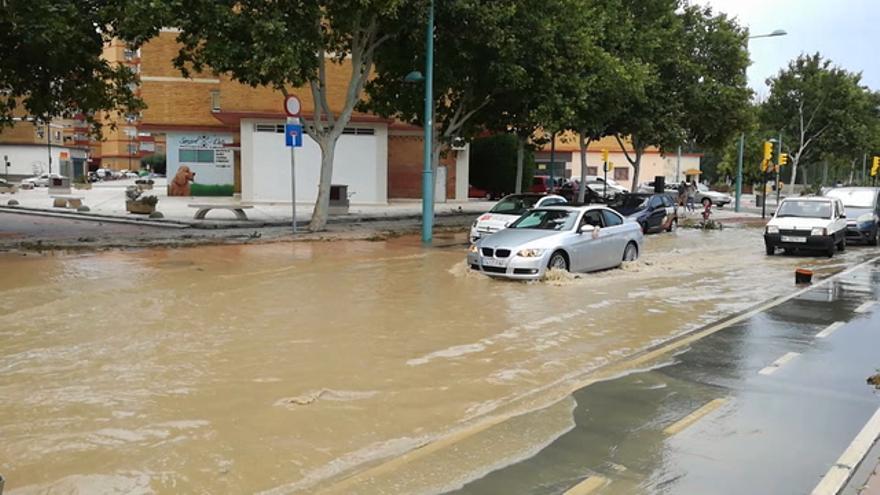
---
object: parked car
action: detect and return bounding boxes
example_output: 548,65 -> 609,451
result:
824,187 -> 880,245
614,193 -> 678,234
764,196 -> 848,257
468,184 -> 491,199
585,175 -> 628,196
557,179 -> 607,204
470,193 -> 567,243
530,175 -> 564,194
21,173 -> 65,187
695,183 -> 732,207
467,205 -> 644,280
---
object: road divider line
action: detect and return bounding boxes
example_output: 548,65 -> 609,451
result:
663,398 -> 728,436
811,407 -> 880,495
563,475 -> 609,495
855,301 -> 876,314
816,321 -> 845,339
759,352 -> 800,375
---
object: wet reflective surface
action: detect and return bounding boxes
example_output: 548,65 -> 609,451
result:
0,227 -> 875,493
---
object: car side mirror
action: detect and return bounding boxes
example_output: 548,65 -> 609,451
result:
578,224 -> 595,234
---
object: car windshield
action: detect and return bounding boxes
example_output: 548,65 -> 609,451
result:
776,200 -> 832,219
825,189 -> 875,209
490,195 -> 541,215
509,209 -> 578,231
697,183 -> 709,192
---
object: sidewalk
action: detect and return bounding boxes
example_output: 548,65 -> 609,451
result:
0,178 -> 495,229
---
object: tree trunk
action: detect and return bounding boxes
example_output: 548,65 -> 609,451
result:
577,130 -> 590,204
789,158 -> 799,187
630,150 -> 643,192
822,161 -> 828,185
515,135 -> 525,194
309,137 -> 337,231
802,165 -> 809,186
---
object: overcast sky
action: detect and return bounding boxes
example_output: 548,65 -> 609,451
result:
693,0 -> 879,98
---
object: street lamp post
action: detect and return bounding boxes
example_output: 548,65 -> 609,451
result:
735,29 -> 787,213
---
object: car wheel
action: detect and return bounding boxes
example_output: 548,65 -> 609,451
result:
869,227 -> 879,246
666,218 -> 677,232
837,236 -> 846,252
702,198 -> 712,208
548,251 -> 569,272
640,222 -> 648,234
623,242 -> 639,262
826,245 -> 835,258
765,243 -> 775,256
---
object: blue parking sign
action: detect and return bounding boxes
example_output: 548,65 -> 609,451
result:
285,124 -> 303,147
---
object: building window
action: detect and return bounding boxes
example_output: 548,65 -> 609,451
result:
123,48 -> 140,61
211,90 -> 221,112
179,149 -> 214,163
255,123 -> 285,133
586,166 -> 598,176
342,127 -> 375,135
140,142 -> 155,152
127,144 -> 138,155
613,168 -> 629,181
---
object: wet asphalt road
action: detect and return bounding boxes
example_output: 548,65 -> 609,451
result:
449,258 -> 880,495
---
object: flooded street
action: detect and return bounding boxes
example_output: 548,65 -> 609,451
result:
0,225 -> 872,494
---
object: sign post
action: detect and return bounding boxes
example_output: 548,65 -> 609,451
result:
284,95 -> 303,233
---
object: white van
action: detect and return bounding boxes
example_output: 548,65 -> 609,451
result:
764,197 -> 847,257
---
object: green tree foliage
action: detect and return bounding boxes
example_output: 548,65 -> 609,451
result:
152,0 -> 410,230
762,53 -> 875,186
469,134 -> 534,196
604,1 -> 750,190
0,0 -> 144,135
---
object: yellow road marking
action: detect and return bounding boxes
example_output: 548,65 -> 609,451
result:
663,398 -> 728,436
564,475 -> 609,495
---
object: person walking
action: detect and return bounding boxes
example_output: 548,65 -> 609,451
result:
685,177 -> 697,213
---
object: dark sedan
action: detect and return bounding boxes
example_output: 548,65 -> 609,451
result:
824,187 -> 880,245
613,193 -> 678,234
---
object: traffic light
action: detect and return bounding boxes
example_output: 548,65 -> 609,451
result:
872,156 -> 880,177
761,159 -> 769,173
601,149 -> 609,162
779,153 -> 788,166
763,141 -> 773,161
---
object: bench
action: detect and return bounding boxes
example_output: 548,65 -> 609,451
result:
51,195 -> 84,209
188,203 -> 254,221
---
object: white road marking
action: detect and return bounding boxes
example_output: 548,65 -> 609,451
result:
816,321 -> 845,339
758,352 -> 800,375
663,398 -> 728,436
855,301 -> 876,313
811,407 -> 880,495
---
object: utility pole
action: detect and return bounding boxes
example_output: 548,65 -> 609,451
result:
775,133 -> 782,206
420,0 -> 435,244
46,122 -> 53,175
549,131 -> 556,193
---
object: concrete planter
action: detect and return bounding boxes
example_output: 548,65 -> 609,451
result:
0,185 -> 16,194
74,183 -> 92,190
137,184 -> 154,191
126,200 -> 156,215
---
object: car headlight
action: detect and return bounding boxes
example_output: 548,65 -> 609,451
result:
469,244 -> 479,253
766,225 -> 779,234
811,227 -> 827,236
517,248 -> 545,258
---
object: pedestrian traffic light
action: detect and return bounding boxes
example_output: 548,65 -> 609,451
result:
601,149 -> 609,162
779,153 -> 788,166
873,156 -> 880,177
763,141 -> 773,161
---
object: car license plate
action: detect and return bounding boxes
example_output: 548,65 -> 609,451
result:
482,257 -> 506,267
781,235 -> 807,243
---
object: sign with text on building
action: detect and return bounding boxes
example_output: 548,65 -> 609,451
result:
285,124 -> 303,147
214,148 -> 234,168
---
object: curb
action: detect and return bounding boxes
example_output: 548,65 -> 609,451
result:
0,205 -> 480,230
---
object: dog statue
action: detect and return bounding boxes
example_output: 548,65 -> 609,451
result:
169,165 -> 195,196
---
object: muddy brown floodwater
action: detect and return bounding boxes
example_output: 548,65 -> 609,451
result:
0,226 -> 869,494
